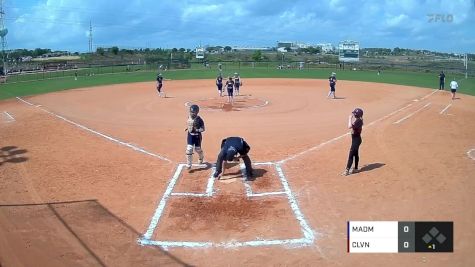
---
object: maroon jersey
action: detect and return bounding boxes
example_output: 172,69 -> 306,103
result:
351,118 -> 363,136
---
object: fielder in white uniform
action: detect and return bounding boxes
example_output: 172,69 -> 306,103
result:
450,79 -> 458,100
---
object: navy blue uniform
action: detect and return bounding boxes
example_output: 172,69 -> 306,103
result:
329,76 -> 337,91
226,80 -> 234,96
234,77 -> 241,91
439,72 -> 445,90
156,75 -> 163,92
346,118 -> 363,170
187,116 -> 205,147
214,137 -> 252,178
216,76 -> 223,92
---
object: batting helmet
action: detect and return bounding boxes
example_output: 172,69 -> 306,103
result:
189,104 -> 199,118
352,108 -> 364,118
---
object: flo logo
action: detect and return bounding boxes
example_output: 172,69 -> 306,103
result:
427,14 -> 454,23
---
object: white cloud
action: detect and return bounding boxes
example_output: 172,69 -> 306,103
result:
182,4 -> 222,22
4,0 -> 474,52
385,14 -> 409,27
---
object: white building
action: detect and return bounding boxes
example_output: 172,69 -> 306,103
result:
317,43 -> 334,53
232,46 -> 273,51
276,41 -> 310,50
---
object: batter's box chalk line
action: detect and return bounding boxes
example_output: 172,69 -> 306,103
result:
139,162 -> 315,249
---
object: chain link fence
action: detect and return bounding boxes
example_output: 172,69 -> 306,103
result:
2,58 -> 472,84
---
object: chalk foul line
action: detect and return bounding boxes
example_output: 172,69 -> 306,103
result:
16,97 -> 172,163
278,90 -> 438,163
440,103 -> 452,115
3,111 -> 15,122
393,103 -> 431,124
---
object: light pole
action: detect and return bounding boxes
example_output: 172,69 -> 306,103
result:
464,53 -> 468,79
0,0 -> 8,78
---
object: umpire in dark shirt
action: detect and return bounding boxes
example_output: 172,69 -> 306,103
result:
213,137 -> 253,179
438,71 -> 445,90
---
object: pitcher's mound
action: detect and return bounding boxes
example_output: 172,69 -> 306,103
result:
185,96 -> 269,112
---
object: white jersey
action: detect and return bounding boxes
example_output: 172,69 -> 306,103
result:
450,81 -> 458,90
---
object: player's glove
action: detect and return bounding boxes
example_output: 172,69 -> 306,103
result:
192,119 -> 204,133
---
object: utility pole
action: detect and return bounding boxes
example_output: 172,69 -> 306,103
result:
0,0 -> 8,77
464,53 -> 468,79
88,21 -> 93,53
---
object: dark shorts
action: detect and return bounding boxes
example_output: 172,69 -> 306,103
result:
187,133 -> 202,147
217,84 -> 222,91
330,85 -> 335,92
157,84 -> 163,92
234,84 -> 240,90
451,89 -> 456,93
227,88 -> 234,96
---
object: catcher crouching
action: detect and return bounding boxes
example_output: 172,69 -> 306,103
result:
213,137 -> 253,180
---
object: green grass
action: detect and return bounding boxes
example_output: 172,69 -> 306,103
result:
1,67 -> 473,100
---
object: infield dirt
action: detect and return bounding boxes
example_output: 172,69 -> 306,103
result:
1,79 -> 474,266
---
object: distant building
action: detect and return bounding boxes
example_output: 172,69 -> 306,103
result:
232,46 -> 273,52
317,43 -> 334,53
294,42 -> 310,49
276,41 -> 312,51
21,56 -> 33,62
277,41 -> 296,49
338,40 -> 359,62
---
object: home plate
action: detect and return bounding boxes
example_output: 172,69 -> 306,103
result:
219,178 -> 240,184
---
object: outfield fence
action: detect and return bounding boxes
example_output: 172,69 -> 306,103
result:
2,59 -> 472,84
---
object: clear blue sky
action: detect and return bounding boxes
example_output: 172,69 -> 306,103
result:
4,0 -> 475,53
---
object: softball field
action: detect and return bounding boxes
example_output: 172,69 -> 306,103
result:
1,79 -> 474,266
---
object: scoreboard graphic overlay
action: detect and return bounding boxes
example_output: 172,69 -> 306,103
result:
347,221 -> 453,253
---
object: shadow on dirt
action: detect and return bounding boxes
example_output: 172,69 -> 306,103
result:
0,146 -> 28,166
0,200 -> 192,267
359,163 -> 386,173
246,168 -> 268,181
222,167 -> 267,181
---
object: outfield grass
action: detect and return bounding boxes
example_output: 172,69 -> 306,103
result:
0,67 -> 473,100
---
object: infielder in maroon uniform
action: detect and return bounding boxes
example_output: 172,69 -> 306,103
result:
343,108 -> 364,176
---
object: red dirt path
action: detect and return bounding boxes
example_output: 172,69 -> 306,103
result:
1,78 -> 474,266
